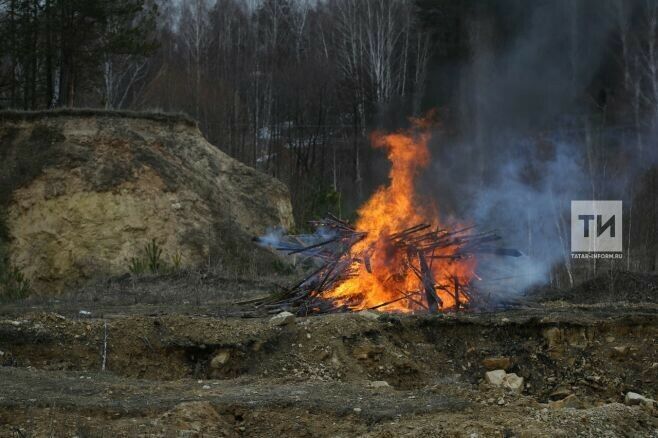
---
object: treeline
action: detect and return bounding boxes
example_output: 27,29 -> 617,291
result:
0,0 -> 433,222
142,0 -> 433,220
0,0 -> 657,279
0,0 -> 157,108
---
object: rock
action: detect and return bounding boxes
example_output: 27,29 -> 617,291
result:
160,401 -> 231,434
354,351 -> 369,360
369,380 -> 391,388
210,350 -> 231,369
0,111 -> 294,293
549,387 -> 573,401
611,346 -> 630,357
352,345 -> 384,360
270,311 -> 296,326
353,407 -> 362,413
624,392 -> 655,408
316,349 -> 331,361
485,369 -> 507,386
502,373 -> 524,393
357,310 -> 380,321
482,357 -> 512,371
550,394 -> 582,409
484,369 -> 523,393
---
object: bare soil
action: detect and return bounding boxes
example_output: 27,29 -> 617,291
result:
0,274 -> 657,437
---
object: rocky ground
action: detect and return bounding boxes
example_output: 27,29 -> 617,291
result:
0,273 -> 657,437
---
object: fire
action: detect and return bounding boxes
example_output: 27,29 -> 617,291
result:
320,118 -> 476,312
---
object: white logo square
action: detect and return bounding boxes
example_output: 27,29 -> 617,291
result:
571,201 -> 622,253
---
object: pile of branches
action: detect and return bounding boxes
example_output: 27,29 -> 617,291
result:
252,214 -> 521,316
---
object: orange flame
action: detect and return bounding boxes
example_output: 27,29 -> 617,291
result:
321,118 -> 475,312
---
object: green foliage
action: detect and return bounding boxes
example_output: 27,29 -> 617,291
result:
300,185 -> 342,230
128,239 -> 184,276
0,265 -> 30,302
128,256 -> 146,275
144,238 -> 163,273
171,251 -> 182,271
0,0 -> 159,108
0,209 -> 29,302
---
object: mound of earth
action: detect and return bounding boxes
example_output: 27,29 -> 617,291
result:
0,110 -> 294,293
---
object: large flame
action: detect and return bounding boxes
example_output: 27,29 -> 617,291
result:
321,118 -> 475,312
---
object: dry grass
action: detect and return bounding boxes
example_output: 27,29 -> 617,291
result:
0,108 -> 197,127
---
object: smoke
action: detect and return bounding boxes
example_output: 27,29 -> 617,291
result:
255,226 -> 338,260
423,0 -> 655,293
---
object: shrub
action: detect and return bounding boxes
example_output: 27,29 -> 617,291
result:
128,239 -> 184,276
128,256 -> 147,275
144,239 -> 163,274
0,264 -> 30,302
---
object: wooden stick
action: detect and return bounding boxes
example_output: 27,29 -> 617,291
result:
101,320 -> 108,372
417,250 -> 442,312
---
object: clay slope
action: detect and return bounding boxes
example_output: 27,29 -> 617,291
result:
0,110 -> 294,292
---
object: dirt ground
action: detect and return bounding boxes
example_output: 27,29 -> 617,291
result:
0,273 -> 657,437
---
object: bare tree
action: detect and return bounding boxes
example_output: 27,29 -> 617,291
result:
180,0 -> 212,118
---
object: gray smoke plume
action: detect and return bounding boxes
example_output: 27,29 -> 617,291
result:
422,0 -> 655,294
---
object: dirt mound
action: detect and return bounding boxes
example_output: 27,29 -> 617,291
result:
534,271 -> 658,304
0,110 -> 294,293
0,307 -> 656,436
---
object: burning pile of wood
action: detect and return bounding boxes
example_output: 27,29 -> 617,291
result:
251,117 -> 523,316
253,214 -> 521,316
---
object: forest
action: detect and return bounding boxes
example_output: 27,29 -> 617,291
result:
0,0 -> 657,287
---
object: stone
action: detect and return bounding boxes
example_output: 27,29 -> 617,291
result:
369,381 -> 390,388
316,349 -> 331,361
611,346 -> 629,357
543,327 -> 562,349
625,392 -> 655,407
550,394 -> 582,409
482,357 -> 512,371
353,407 -> 362,413
352,345 -> 384,360
485,369 -> 507,386
502,373 -> 524,393
549,387 -> 573,401
270,311 -> 296,326
357,310 -> 380,321
210,350 -> 231,369
1,111 -> 294,293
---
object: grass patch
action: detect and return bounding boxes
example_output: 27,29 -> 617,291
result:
0,210 -> 30,302
129,239 -> 184,276
0,108 -> 197,127
0,264 -> 30,303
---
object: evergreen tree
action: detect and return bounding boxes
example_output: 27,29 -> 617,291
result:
0,0 -> 158,108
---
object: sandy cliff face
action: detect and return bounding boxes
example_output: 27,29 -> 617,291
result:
0,111 -> 294,293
